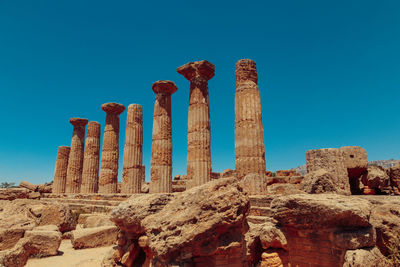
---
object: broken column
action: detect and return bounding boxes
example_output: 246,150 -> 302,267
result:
81,121 -> 101,193
65,118 -> 88,193
306,148 -> 350,195
177,60 -> 214,188
149,81 -> 177,193
99,103 -> 125,194
52,146 -> 70,194
122,104 -> 143,194
235,59 -> 266,180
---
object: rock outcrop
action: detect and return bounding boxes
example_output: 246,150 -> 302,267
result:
301,169 -> 336,194
105,178 -> 249,266
362,166 -> 390,194
71,226 -> 118,249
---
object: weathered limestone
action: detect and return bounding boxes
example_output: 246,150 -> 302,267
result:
177,60 -> 214,188
52,146 -> 71,194
81,121 -> 101,193
150,81 -> 178,193
306,148 -> 351,195
122,104 -> 143,194
65,118 -> 88,193
235,59 -> 266,180
99,103 -> 125,194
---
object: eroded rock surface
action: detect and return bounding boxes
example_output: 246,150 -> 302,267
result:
106,178 -> 249,266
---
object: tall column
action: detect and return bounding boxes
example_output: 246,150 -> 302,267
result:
235,59 -> 266,180
81,121 -> 101,193
122,104 -> 143,194
177,60 -> 214,188
99,103 -> 125,194
65,118 -> 88,193
149,81 -> 177,193
52,146 -> 70,194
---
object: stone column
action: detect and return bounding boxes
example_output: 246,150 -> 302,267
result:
122,104 -> 143,194
99,103 -> 125,194
52,146 -> 70,194
65,118 -> 88,193
149,81 -> 177,193
235,59 -> 266,180
81,121 -> 101,193
177,60 -> 214,188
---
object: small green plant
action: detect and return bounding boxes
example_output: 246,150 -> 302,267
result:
271,172 -> 276,177
0,182 -> 16,188
386,233 -> 400,267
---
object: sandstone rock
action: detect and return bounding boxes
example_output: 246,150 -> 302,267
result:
39,203 -> 77,233
0,229 -> 25,250
37,183 -> 52,194
266,183 -> 304,195
220,168 -> 236,178
141,182 -> 149,193
369,202 -> 400,256
0,199 -> 42,230
240,173 -> 267,195
390,163 -> 400,192
275,170 -> 298,177
332,227 -> 376,250
306,148 -> 350,195
28,191 -> 40,199
0,230 -> 61,267
260,223 -> 287,250
19,181 -> 37,191
109,178 -> 249,265
343,247 -> 390,267
82,214 -> 113,228
0,188 -> 29,200
340,146 -> 368,178
301,169 -> 337,194
271,194 -> 371,229
71,226 -> 118,249
244,223 -> 264,266
260,252 -> 283,267
33,224 -> 59,232
362,166 -> 390,193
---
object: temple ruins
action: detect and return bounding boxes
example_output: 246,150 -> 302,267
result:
3,59 -> 399,267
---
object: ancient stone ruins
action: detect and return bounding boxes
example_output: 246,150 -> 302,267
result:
1,59 -> 400,267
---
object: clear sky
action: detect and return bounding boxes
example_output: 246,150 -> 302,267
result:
1,0 -> 399,185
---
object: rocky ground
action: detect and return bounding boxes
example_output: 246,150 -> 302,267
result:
25,240 -> 112,267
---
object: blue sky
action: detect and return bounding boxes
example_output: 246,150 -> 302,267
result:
0,0 -> 399,184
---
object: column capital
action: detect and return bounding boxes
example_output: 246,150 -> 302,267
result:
177,60 -> 215,81
69,118 -> 88,127
236,59 -> 258,85
101,102 -> 125,115
152,80 -> 178,95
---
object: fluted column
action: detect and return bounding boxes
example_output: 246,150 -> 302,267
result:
177,60 -> 214,188
122,104 -> 143,194
150,81 -> 177,193
52,146 -> 70,194
99,103 -> 125,194
65,118 -> 88,193
81,121 -> 101,193
235,59 -> 266,180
